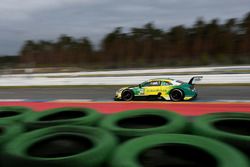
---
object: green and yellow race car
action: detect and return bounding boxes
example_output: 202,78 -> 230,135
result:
114,76 -> 202,101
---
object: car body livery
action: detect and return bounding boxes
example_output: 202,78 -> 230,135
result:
114,76 -> 202,101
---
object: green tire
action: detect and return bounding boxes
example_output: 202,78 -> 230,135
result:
24,107 -> 102,130
0,106 -> 33,124
2,125 -> 117,167
99,109 -> 188,140
191,112 -> 250,157
0,123 -> 24,166
110,134 -> 249,167
0,123 -> 23,148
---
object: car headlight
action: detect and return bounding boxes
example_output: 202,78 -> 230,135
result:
116,89 -> 123,94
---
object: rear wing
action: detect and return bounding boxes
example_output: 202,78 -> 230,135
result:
188,76 -> 203,85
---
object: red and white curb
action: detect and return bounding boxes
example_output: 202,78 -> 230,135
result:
0,99 -> 249,103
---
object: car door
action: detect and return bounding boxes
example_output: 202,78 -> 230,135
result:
143,81 -> 161,96
160,81 -> 172,97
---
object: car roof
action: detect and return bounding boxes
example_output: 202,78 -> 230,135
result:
148,78 -> 175,82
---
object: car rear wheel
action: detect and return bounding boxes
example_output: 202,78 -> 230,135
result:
170,89 -> 184,102
121,89 -> 134,101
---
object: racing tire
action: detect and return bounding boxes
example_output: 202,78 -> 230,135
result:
191,112 -> 250,157
24,107 -> 102,130
0,106 -> 33,124
121,89 -> 134,101
110,134 -> 249,167
2,125 -> 117,167
170,89 -> 184,102
99,109 -> 188,141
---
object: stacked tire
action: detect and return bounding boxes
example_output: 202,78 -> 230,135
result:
0,124 -> 24,166
0,106 -> 32,166
0,106 -> 33,124
23,107 -> 103,130
0,106 -> 32,150
110,134 -> 248,167
2,126 -> 117,167
191,112 -> 250,158
99,109 -> 188,141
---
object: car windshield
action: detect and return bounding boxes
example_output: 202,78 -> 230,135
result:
140,82 -> 150,87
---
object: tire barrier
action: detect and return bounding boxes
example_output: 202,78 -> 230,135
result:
2,125 -> 117,167
24,107 -> 102,130
0,106 -> 33,124
191,112 -> 250,157
99,109 -> 188,141
0,104 -> 249,166
110,134 -> 249,167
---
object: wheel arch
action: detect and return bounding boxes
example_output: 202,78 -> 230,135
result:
121,89 -> 135,101
169,88 -> 185,101
122,88 -> 135,95
169,87 -> 185,96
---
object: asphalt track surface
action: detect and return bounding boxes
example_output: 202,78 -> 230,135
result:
0,86 -> 249,101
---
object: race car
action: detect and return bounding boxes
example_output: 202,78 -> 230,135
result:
114,76 -> 202,101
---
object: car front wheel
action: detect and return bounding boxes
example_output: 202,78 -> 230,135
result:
121,89 -> 134,101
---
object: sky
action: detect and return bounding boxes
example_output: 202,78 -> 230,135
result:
0,0 -> 250,55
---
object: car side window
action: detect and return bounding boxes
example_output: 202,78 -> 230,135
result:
141,81 -> 161,87
149,81 -> 161,86
161,81 -> 171,86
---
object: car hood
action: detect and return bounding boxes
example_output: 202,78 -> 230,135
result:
117,86 -> 138,92
116,87 -> 129,93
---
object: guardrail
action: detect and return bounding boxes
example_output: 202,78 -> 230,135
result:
1,65 -> 250,77
0,74 -> 249,86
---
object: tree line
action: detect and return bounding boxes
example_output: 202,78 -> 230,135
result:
0,56 -> 18,69
19,12 -> 250,68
